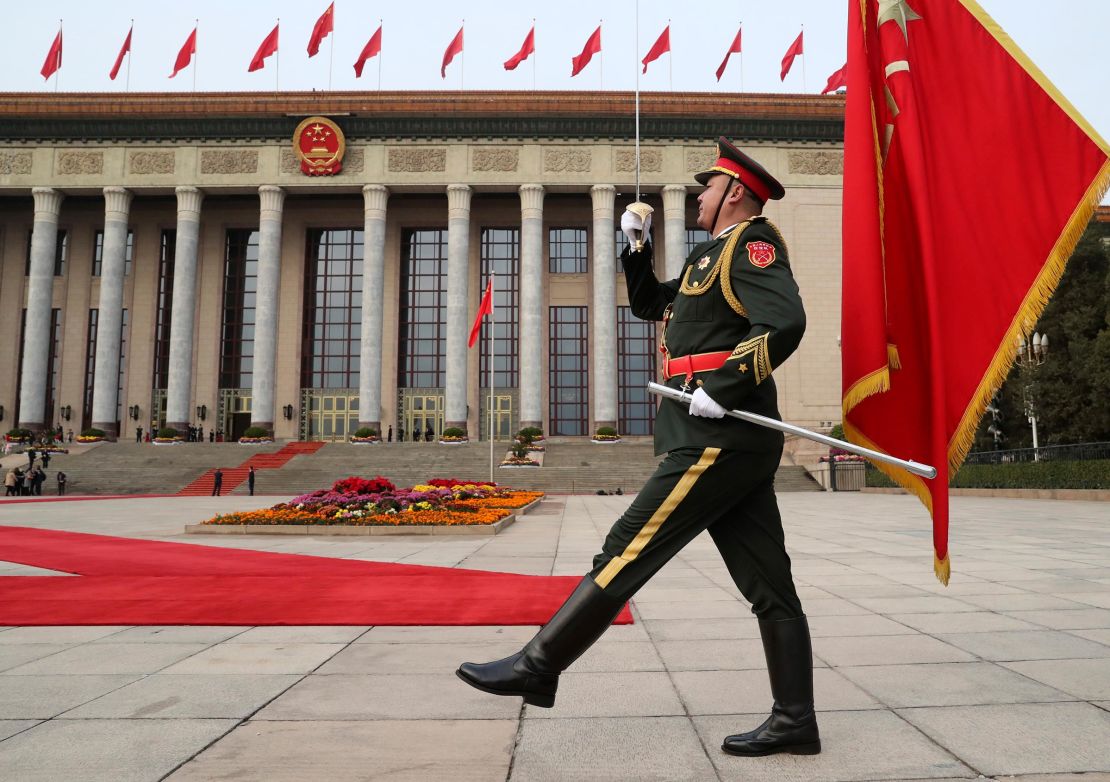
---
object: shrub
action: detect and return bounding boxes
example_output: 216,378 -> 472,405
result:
243,426 -> 270,438
442,427 -> 467,438
865,459 -> 1110,490
511,439 -> 529,459
353,427 -> 379,438
6,428 -> 32,439
595,426 -> 618,437
518,426 -> 544,440
83,428 -> 108,438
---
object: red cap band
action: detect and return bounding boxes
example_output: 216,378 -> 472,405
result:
710,156 -> 772,203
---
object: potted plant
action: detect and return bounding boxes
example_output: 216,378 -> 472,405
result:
239,426 -> 274,444
500,435 -> 540,467
77,427 -> 108,443
591,426 -> 621,443
152,426 -> 180,444
350,427 -> 380,443
516,427 -> 545,452
440,426 -> 468,444
4,428 -> 33,443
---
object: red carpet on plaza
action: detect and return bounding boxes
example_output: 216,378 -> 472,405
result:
0,526 -> 633,627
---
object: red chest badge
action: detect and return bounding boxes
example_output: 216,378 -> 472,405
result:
746,241 -> 776,268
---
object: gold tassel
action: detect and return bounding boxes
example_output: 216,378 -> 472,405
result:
934,552 -> 951,586
886,343 -> 902,370
842,366 -> 890,417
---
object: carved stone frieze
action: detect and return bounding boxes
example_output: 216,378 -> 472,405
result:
0,151 -> 32,175
280,149 -> 298,174
388,147 -> 446,173
472,147 -> 520,172
787,150 -> 844,175
200,149 -> 259,175
544,148 -> 591,173
56,150 -> 104,175
128,150 -> 175,175
344,147 -> 365,173
685,148 -> 715,173
615,148 -> 662,173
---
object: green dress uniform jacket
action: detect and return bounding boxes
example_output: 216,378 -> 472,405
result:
622,216 -> 806,456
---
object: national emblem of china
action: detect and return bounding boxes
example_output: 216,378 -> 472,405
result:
293,116 -> 345,176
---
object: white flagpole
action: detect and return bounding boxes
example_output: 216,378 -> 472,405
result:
126,20 -> 133,92
276,18 -> 280,92
378,19 -> 383,91
801,25 -> 807,92
739,23 -> 745,92
532,19 -> 536,91
668,18 -> 673,92
635,4 -> 640,200
488,271 -> 496,483
328,9 -> 335,90
460,20 -> 465,91
599,20 -> 603,90
193,20 -> 199,93
56,20 -> 62,93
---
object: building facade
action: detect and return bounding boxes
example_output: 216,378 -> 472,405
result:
0,91 -> 845,442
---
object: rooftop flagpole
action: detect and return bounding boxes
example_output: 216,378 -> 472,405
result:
193,19 -> 199,93
276,18 -> 280,92
126,20 -> 133,92
378,19 -> 383,91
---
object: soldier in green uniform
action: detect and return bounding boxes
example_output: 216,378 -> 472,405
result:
457,136 -> 819,757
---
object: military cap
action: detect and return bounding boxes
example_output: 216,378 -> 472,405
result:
694,136 -> 785,202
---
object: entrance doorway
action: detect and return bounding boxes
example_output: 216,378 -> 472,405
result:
218,390 -> 252,442
480,393 -> 515,441
301,390 -> 359,442
401,393 -> 444,442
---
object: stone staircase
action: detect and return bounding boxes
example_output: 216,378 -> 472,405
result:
9,438 -> 823,496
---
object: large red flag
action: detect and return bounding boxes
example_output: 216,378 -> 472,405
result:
441,26 -> 464,79
642,25 -> 670,74
353,25 -> 382,77
41,30 -> 62,80
780,31 -> 803,81
571,26 -> 601,77
109,26 -> 132,81
468,279 -> 494,349
842,0 -> 1110,584
169,27 -> 197,79
249,24 -> 279,73
715,28 -> 741,82
504,26 -> 535,71
821,62 -> 846,94
307,3 -> 334,57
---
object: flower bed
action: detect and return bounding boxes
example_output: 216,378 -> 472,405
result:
199,475 -> 542,527
500,455 -> 541,467
76,435 -> 105,443
152,437 -> 181,445
239,436 -> 274,444
439,435 -> 469,444
350,436 -> 380,443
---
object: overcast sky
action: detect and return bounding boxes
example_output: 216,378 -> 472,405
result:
7,1 -> 1109,159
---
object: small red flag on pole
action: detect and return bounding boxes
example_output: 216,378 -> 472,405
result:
504,26 -> 535,71
169,27 -> 197,79
571,25 -> 602,77
441,25 -> 464,79
468,279 -> 494,349
41,29 -> 63,81
780,31 -> 803,81
109,25 -> 132,81
249,24 -> 280,72
641,25 -> 670,73
821,62 -> 847,95
307,3 -> 334,58
354,25 -> 382,77
715,27 -> 741,82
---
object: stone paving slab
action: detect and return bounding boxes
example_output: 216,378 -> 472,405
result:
0,626 -> 131,644
836,662 -> 1074,708
161,642 -> 345,674
525,671 -> 686,718
1001,658 -> 1110,700
61,674 -> 301,719
6,643 -> 213,676
0,674 -> 141,719
935,629 -> 1110,661
0,721 -> 39,742
672,668 -> 882,715
89,626 -> 250,644
0,644 -> 73,673
812,634 -> 976,667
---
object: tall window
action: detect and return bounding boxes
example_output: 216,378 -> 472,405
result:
480,228 -> 520,388
618,306 -> 657,435
220,229 -> 259,389
15,308 -> 63,426
686,228 -> 712,255
549,306 -> 588,436
92,230 -> 134,276
302,229 -> 363,389
397,229 -> 447,388
25,230 -> 67,276
152,230 -> 175,389
82,309 -> 128,430
549,227 -> 587,274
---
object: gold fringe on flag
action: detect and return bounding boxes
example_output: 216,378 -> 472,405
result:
934,552 -> 951,586
842,365 -> 890,417
886,343 -> 902,370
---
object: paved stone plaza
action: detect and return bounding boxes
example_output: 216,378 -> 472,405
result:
1,492 -> 1108,781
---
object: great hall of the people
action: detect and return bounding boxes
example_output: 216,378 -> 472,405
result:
0,91 -> 845,443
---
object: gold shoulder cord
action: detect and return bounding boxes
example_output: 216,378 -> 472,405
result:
718,221 -> 752,317
678,220 -> 750,298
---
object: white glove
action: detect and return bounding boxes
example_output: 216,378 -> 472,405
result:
621,208 -> 652,247
688,387 -> 727,418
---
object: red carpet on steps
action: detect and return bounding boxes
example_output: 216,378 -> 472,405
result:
176,441 -> 327,496
0,526 -> 633,627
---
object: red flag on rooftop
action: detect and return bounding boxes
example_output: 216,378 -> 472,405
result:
841,0 -> 1110,584
780,30 -> 803,81
821,62 -> 846,94
504,26 -> 535,71
307,3 -> 334,58
571,25 -> 601,77
109,25 -> 132,81
249,24 -> 279,73
642,25 -> 670,73
354,25 -> 382,77
41,29 -> 62,80
169,27 -> 196,79
468,279 -> 494,349
441,25 -> 464,79
715,27 -> 741,82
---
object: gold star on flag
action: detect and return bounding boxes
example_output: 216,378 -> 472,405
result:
877,0 -> 922,43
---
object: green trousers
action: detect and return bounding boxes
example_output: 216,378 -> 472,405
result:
589,444 -> 803,621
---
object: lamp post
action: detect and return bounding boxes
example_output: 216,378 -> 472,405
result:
1015,331 -> 1049,458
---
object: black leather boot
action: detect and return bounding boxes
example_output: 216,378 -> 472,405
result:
722,615 -> 821,756
456,576 -> 625,708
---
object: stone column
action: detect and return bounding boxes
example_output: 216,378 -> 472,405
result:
591,185 -> 617,432
250,185 -> 285,434
91,187 -> 133,439
358,184 -> 389,434
17,187 -> 64,433
518,184 -> 545,430
662,185 -> 689,280
165,186 -> 204,434
444,184 -> 473,434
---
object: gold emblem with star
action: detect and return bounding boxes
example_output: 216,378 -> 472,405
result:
696,255 -> 712,270
293,115 -> 346,177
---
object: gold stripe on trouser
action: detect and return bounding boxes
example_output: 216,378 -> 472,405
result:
594,447 -> 721,589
